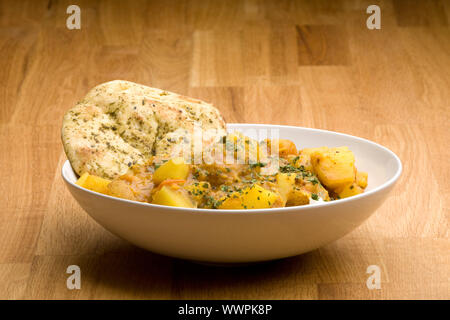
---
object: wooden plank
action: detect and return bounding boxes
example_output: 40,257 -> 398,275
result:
393,0 -> 448,27
35,155 -> 129,256
297,25 -> 350,66
0,125 -> 47,263
318,239 -> 450,299
23,252 -> 174,299
0,263 -> 31,299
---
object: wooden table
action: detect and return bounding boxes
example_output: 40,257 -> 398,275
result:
0,0 -> 448,299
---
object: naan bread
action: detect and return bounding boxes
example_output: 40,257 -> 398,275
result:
62,80 -> 226,179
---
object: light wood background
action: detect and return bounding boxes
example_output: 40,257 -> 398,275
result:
0,0 -> 448,300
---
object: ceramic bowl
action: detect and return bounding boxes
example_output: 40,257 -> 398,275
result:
62,124 -> 402,263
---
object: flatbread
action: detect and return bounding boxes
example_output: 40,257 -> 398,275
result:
62,80 -> 226,179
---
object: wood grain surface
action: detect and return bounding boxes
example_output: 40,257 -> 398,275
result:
0,0 -> 449,300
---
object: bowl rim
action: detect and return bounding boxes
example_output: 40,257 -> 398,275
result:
62,123 -> 402,215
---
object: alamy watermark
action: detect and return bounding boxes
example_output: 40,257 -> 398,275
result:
366,5 -> 381,30
366,265 -> 381,289
66,5 -> 81,30
66,265 -> 81,290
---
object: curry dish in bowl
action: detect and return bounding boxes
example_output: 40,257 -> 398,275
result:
62,123 -> 401,263
60,81 -> 402,262
75,132 -> 368,210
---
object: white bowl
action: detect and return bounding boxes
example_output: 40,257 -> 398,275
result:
62,124 -> 402,263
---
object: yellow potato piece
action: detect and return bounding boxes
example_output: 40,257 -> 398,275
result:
276,173 -> 296,205
218,194 -> 242,209
301,147 -> 328,157
219,184 -> 281,209
311,146 -> 355,190
336,182 -> 363,199
356,171 -> 368,189
153,157 -> 190,185
224,133 -> 262,163
292,153 -> 313,171
77,173 -> 111,195
265,139 -> 297,157
275,173 -> 312,206
286,189 -> 310,206
76,172 -> 89,187
152,186 -> 194,208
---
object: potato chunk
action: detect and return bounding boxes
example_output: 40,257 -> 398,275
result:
223,133 -> 263,163
286,189 -> 310,206
264,139 -> 298,157
76,173 -> 111,195
292,153 -> 313,171
276,173 -> 296,205
152,186 -> 194,208
153,157 -> 189,185
336,182 -> 363,199
356,171 -> 368,189
297,147 -> 329,172
300,146 -> 328,157
275,173 -> 316,206
76,172 -> 89,187
219,184 -> 281,209
311,147 -> 355,190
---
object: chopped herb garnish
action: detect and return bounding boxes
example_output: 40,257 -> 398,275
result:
250,162 -> 266,169
280,164 -> 300,173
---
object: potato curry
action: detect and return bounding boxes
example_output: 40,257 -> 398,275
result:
76,133 -> 368,209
